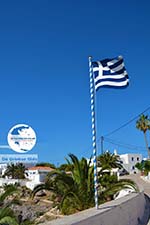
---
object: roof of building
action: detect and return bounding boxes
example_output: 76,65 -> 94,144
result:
27,166 -> 54,171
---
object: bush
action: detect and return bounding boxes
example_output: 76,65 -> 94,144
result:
61,197 -> 78,215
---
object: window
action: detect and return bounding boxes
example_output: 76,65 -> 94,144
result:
132,166 -> 135,170
131,157 -> 134,161
137,157 -> 139,161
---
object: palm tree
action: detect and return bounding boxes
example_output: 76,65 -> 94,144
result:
136,114 -> 150,158
32,154 -> 94,214
4,163 -> 26,179
15,163 -> 26,179
0,185 -> 34,225
97,151 -> 122,171
0,184 -> 18,207
4,163 -> 16,179
99,178 -> 138,202
97,153 -> 138,202
0,185 -> 20,225
32,154 -> 138,215
0,206 -> 18,225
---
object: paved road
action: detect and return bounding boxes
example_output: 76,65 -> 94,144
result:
122,174 -> 150,197
121,174 -> 150,225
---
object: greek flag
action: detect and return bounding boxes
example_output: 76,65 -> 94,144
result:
92,56 -> 129,91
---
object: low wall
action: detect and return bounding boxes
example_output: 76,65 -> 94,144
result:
44,192 -> 147,225
0,178 -> 26,186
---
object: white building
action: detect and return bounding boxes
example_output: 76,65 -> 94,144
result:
25,166 -> 54,190
0,166 -> 54,190
0,164 -> 8,176
119,153 -> 142,174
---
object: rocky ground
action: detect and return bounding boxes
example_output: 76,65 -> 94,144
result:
7,174 -> 150,224
10,195 -> 63,224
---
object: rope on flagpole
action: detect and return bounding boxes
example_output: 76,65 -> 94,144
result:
89,56 -> 98,209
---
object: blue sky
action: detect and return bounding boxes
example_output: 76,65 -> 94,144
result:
0,0 -> 150,165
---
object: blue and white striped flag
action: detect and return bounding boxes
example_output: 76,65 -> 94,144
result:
92,56 -> 129,91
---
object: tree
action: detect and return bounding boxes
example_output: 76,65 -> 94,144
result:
0,185 -> 19,225
136,114 -> 150,158
15,163 -> 26,179
143,160 -> 150,175
135,162 -> 144,172
36,162 -> 56,169
0,185 -> 18,207
4,164 -> 16,179
97,151 -> 122,171
97,153 -> 138,202
0,206 -> 18,225
32,153 -> 138,215
99,178 -> 138,202
4,163 -> 26,179
57,163 -> 73,172
135,160 -> 150,176
32,154 -> 94,214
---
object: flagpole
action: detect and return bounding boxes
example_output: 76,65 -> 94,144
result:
89,56 -> 98,209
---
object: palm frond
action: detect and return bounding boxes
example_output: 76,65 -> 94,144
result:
99,178 -> 138,201
0,207 -> 16,220
0,216 -> 18,225
0,186 -> 18,205
31,183 -> 54,198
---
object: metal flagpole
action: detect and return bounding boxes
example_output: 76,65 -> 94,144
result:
89,56 -> 98,209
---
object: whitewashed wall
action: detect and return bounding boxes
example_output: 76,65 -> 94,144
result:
44,192 -> 147,225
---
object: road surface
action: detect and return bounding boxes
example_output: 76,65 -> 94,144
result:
121,174 -> 150,225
